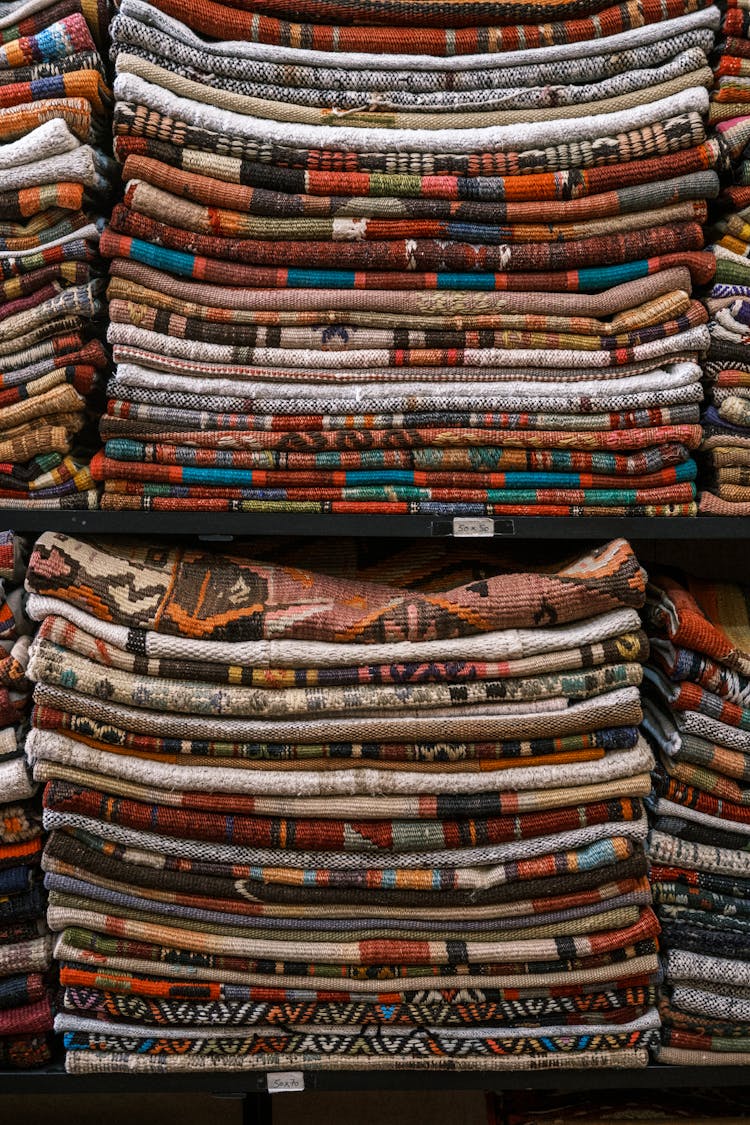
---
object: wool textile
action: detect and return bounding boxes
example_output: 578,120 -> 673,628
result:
20,532 -> 662,1071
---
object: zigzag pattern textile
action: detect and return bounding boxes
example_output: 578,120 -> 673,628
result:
0,0 -> 113,511
94,0 -> 724,516
0,531 -> 54,1069
696,0 -> 750,513
644,572 -> 750,1064
22,532 -> 660,1073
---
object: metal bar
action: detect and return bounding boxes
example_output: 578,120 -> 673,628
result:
5,513 -> 750,539
3,1066 -> 750,1094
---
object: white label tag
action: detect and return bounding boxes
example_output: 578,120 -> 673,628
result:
267,1072 -> 305,1094
452,517 -> 495,538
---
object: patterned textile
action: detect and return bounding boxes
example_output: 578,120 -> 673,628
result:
111,131 -> 720,197
61,983 -> 658,1028
57,1023 -> 661,1063
21,534 -> 663,1071
24,532 -> 647,641
0,1034 -> 50,1067
112,0 -> 710,29
0,529 -> 23,580
0,0 -> 108,52
133,0 -> 711,56
66,1048 -> 651,1072
645,576 -> 750,675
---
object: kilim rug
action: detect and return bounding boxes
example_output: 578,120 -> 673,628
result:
21,532 -> 662,1070
93,0 -> 725,516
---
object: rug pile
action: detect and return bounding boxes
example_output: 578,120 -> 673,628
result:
0,530 -> 53,1067
0,0 -> 113,511
21,531 -> 660,1072
697,4 -> 750,513
644,571 -> 750,1063
91,0 -> 721,516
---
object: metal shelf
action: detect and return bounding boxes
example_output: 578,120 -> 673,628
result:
2,1063 -> 750,1095
4,513 -> 750,538
2,510 -> 745,1101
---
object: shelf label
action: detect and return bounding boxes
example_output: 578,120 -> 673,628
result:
267,1072 -> 305,1094
452,517 -> 495,538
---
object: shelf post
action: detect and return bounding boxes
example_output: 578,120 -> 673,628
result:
242,1092 -> 273,1125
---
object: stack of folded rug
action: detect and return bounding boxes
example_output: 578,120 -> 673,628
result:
696,9 -> 750,514
93,0 -> 720,516
644,572 -> 750,1064
22,532 -> 660,1073
0,0 -> 114,510
0,530 -> 54,1068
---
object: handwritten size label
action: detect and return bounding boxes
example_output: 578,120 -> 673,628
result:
452,517 -> 495,538
267,1072 -> 305,1094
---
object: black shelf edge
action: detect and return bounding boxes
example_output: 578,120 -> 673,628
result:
4,513 -> 750,538
2,1065 -> 750,1095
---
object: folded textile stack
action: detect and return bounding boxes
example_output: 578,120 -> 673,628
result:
0,531 -> 53,1069
643,572 -> 750,1064
23,532 -> 660,1073
0,0 -> 114,510
93,0 -> 721,516
695,8 -> 750,514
